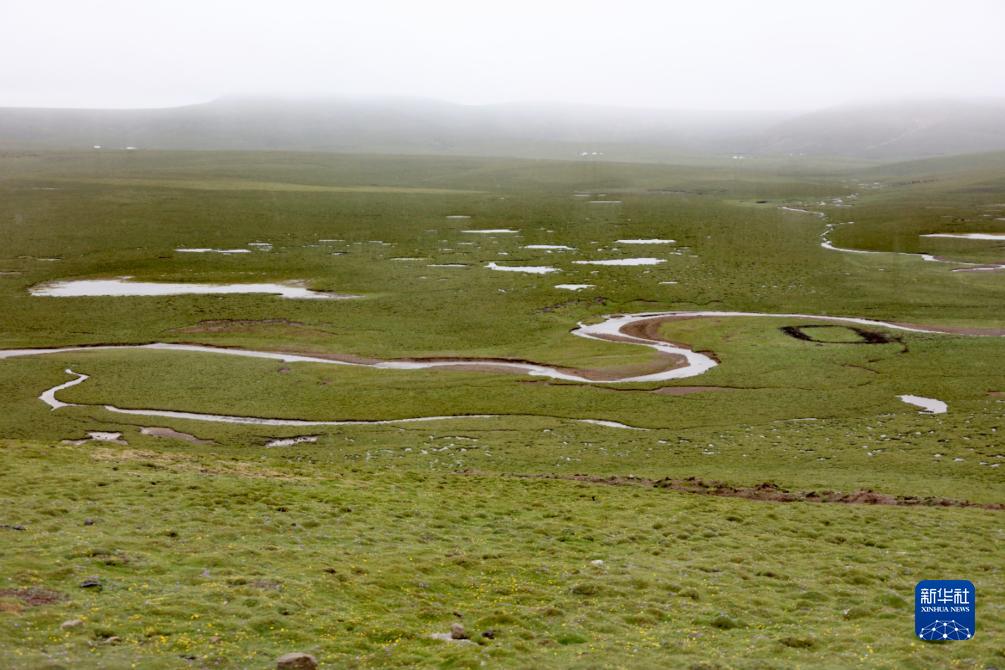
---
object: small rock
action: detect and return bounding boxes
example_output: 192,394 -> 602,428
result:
450,623 -> 468,640
276,652 -> 318,670
482,629 -> 496,639
83,519 -> 95,526
103,636 -> 121,645
429,632 -> 473,644
60,619 -> 84,630
590,559 -> 605,567
209,635 -> 221,644
79,578 -> 103,590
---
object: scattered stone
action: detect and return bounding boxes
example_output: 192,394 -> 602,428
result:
62,431 -> 127,446
79,578 -> 103,590
266,436 -> 319,448
61,619 -> 84,630
590,559 -> 605,567
252,579 -> 282,591
429,632 -> 474,644
450,623 -> 469,640
482,629 -> 496,639
276,652 -> 318,670
0,524 -> 26,531
103,636 -> 121,645
83,518 -> 95,526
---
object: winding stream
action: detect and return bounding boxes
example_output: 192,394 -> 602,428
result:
4,311 -> 997,386
36,369 -> 646,429
7,309 -> 991,427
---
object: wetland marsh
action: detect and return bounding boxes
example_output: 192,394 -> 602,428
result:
1,149 -> 1003,669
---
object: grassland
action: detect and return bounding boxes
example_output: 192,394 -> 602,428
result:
0,149 -> 1003,669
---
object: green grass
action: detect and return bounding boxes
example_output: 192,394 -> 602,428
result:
0,149 -> 1002,668
2,441 -> 1002,670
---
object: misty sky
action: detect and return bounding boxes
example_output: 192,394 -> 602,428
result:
2,0 -> 1003,111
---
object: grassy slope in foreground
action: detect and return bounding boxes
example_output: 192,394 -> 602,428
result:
1,440 -> 1003,670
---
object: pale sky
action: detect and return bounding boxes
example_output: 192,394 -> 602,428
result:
1,0 -> 1003,110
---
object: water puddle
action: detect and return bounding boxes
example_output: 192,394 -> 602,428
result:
922,233 -> 1005,241
898,394 -> 948,414
29,279 -> 356,300
576,419 -> 645,430
486,262 -> 559,274
615,239 -> 675,245
176,248 -> 252,254
779,206 -> 826,217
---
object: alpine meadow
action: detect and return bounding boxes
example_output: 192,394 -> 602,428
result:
1,2 -> 1004,669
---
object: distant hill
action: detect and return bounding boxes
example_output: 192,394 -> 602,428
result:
755,99 -> 1005,160
1,96 -> 1004,162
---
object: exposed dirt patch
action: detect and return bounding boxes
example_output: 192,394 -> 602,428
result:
0,587 -> 68,609
617,316 -> 720,363
655,477 -> 1003,509
781,324 -> 900,345
620,315 -> 694,341
594,385 -> 735,396
570,353 -> 686,381
468,472 -> 1003,510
